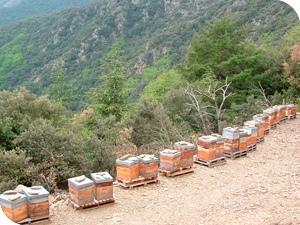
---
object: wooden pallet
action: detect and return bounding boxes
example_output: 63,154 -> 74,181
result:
264,128 -> 270,135
247,144 -> 257,152
257,136 -> 264,144
159,167 -> 195,177
289,114 -> 296,120
68,198 -> 115,211
269,124 -> 277,129
194,157 -> 226,168
18,216 -> 51,225
223,150 -> 248,160
117,176 -> 160,189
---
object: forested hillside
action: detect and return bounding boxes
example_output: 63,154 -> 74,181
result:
0,0 -> 96,28
0,0 -> 300,193
0,0 -> 298,110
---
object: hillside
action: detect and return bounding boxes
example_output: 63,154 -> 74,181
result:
49,117 -> 300,224
0,0 -> 299,110
0,0 -> 96,28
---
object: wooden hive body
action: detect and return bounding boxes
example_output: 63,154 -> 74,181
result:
116,158 -> 139,182
0,193 -> 28,222
137,155 -> 158,178
242,126 -> 258,145
244,120 -> 265,138
254,114 -> 269,130
222,128 -> 240,154
210,135 -> 225,159
238,130 -> 248,151
291,105 -> 297,115
286,105 -> 292,116
23,186 -> 49,220
197,136 -> 218,160
174,141 -> 195,168
160,150 -> 182,173
264,109 -> 277,125
68,176 -> 94,206
91,172 -> 113,201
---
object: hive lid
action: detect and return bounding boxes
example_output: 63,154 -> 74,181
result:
174,141 -> 195,149
0,193 -> 27,209
160,149 -> 181,157
137,154 -> 158,163
253,114 -> 268,119
23,186 -> 49,199
198,136 -> 218,143
222,127 -> 240,133
242,126 -> 258,130
116,157 -> 139,166
68,176 -> 94,189
91,172 -> 113,183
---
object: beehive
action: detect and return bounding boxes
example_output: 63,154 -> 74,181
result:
159,149 -> 182,173
0,191 -> 28,222
244,120 -> 265,138
197,136 -> 217,161
23,186 -> 49,220
210,134 -> 225,158
290,104 -> 297,115
273,105 -> 286,122
136,154 -> 159,178
238,129 -> 248,151
116,157 -> 139,182
242,126 -> 258,145
286,105 -> 292,117
91,172 -> 113,201
174,141 -> 195,168
263,108 -> 277,126
68,176 -> 94,206
222,128 -> 240,154
253,114 -> 269,130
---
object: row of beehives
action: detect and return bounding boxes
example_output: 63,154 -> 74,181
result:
0,186 -> 50,223
0,104 -> 297,222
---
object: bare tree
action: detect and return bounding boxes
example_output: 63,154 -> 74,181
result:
186,77 -> 235,133
185,84 -> 210,134
251,81 -> 271,107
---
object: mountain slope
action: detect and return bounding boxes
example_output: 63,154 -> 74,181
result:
0,0 -> 298,110
0,0 -> 96,27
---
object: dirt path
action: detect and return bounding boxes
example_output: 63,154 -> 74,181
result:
50,118 -> 300,225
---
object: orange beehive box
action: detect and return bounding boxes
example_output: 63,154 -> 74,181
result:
286,105 -> 292,117
68,175 -> 94,206
238,129 -> 248,151
242,126 -> 258,145
91,172 -> 113,201
197,136 -> 218,160
0,192 -> 28,222
23,186 -> 50,220
116,157 -> 139,182
264,108 -> 277,126
160,149 -> 182,173
222,128 -> 240,153
210,134 -> 225,158
290,104 -> 297,115
253,114 -> 269,130
174,141 -> 195,168
137,154 -> 159,178
244,120 -> 265,138
273,105 -> 286,121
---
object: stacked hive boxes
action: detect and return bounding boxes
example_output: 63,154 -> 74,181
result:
68,175 -> 94,206
159,149 -> 182,173
23,186 -> 50,220
197,136 -> 217,161
243,126 -> 258,147
253,114 -> 269,134
238,129 -> 249,151
290,104 -> 297,118
273,105 -> 286,122
91,172 -> 113,201
136,154 -> 159,179
263,108 -> 277,129
222,128 -> 240,154
0,191 -> 28,222
116,157 -> 139,182
212,135 -> 225,158
244,120 -> 265,141
174,141 -> 195,168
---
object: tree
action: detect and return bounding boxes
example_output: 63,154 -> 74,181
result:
47,60 -> 75,107
177,16 -> 264,101
89,40 -> 130,121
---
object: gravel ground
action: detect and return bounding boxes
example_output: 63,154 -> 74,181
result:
30,117 -> 300,225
